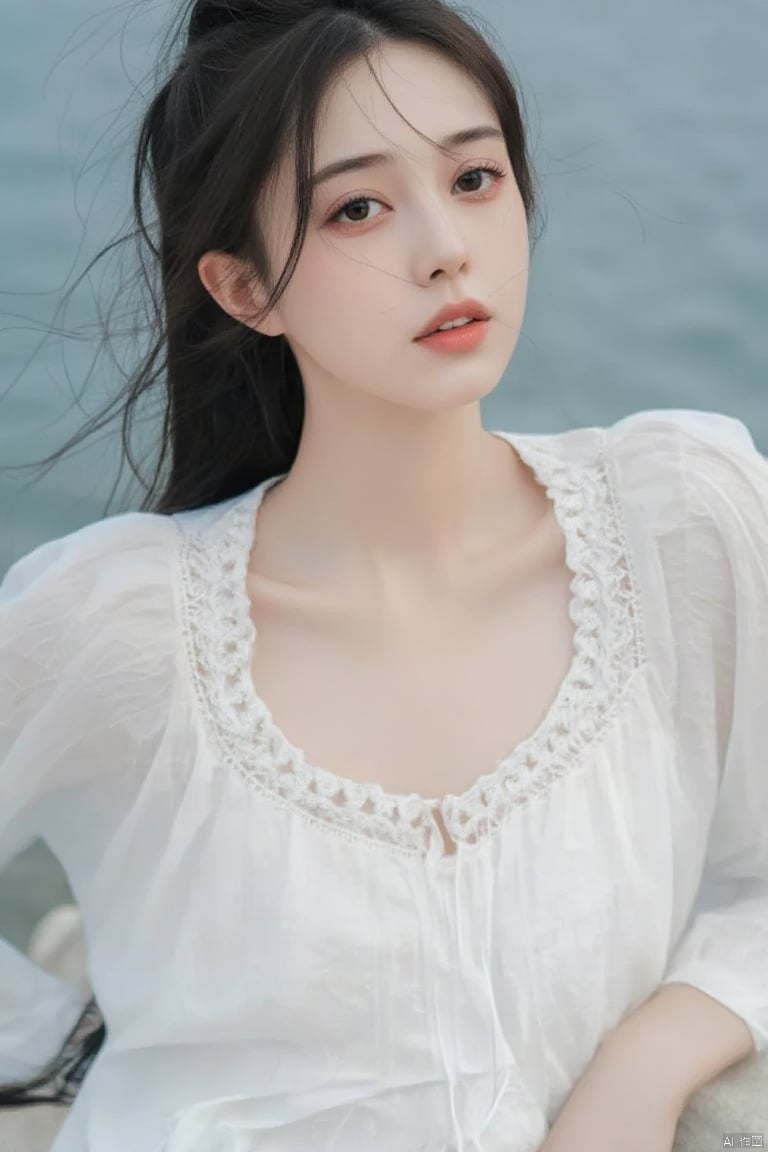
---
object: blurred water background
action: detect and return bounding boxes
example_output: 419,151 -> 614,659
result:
1,0 -> 766,950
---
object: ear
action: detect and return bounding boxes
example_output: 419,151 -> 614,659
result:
197,250 -> 284,338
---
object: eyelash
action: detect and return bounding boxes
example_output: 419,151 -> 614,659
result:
326,161 -> 508,229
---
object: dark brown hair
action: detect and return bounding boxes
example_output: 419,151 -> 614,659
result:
0,0 -> 541,1107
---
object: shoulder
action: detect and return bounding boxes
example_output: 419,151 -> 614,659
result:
504,406 -> 763,481
0,513 -> 198,797
505,406 -> 765,532
595,410 -> 767,633
602,405 -> 764,485
2,509 -> 181,601
0,510 -> 186,658
599,406 -> 767,538
1,488 -> 261,656
526,408 -> 767,616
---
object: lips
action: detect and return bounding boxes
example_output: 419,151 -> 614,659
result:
416,299 -> 490,339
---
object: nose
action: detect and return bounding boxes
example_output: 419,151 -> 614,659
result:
409,195 -> 471,284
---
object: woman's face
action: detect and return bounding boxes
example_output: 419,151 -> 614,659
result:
254,39 -> 530,412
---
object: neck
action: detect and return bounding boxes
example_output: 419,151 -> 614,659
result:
254,401 -> 538,601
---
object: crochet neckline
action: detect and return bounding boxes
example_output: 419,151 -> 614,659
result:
177,428 -> 645,859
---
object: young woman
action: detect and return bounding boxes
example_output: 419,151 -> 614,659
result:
1,0 -> 766,1149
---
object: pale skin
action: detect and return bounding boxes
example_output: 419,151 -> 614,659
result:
197,38 -> 755,1144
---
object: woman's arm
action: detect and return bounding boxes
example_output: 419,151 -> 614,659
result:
538,982 -> 755,1152
598,982 -> 754,1110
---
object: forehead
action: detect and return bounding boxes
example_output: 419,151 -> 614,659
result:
314,41 -> 495,163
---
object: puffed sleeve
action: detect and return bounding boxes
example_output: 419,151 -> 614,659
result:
644,409 -> 768,1054
0,512 -> 180,1088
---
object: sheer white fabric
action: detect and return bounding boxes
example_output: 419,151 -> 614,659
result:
1,407 -> 766,1151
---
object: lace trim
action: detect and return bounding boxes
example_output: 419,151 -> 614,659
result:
176,431 -> 645,857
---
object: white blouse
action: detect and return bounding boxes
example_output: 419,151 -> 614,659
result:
1,407 -> 767,1152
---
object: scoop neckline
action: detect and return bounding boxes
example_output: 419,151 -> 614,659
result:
178,427 -> 643,857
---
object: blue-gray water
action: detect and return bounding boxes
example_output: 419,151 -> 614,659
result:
1,0 -> 767,950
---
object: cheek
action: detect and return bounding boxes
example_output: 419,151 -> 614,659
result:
493,195 -> 528,255
290,241 -> 393,329
490,202 -> 530,299
278,255 -> 389,370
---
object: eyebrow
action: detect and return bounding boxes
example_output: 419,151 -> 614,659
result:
310,125 -> 506,190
